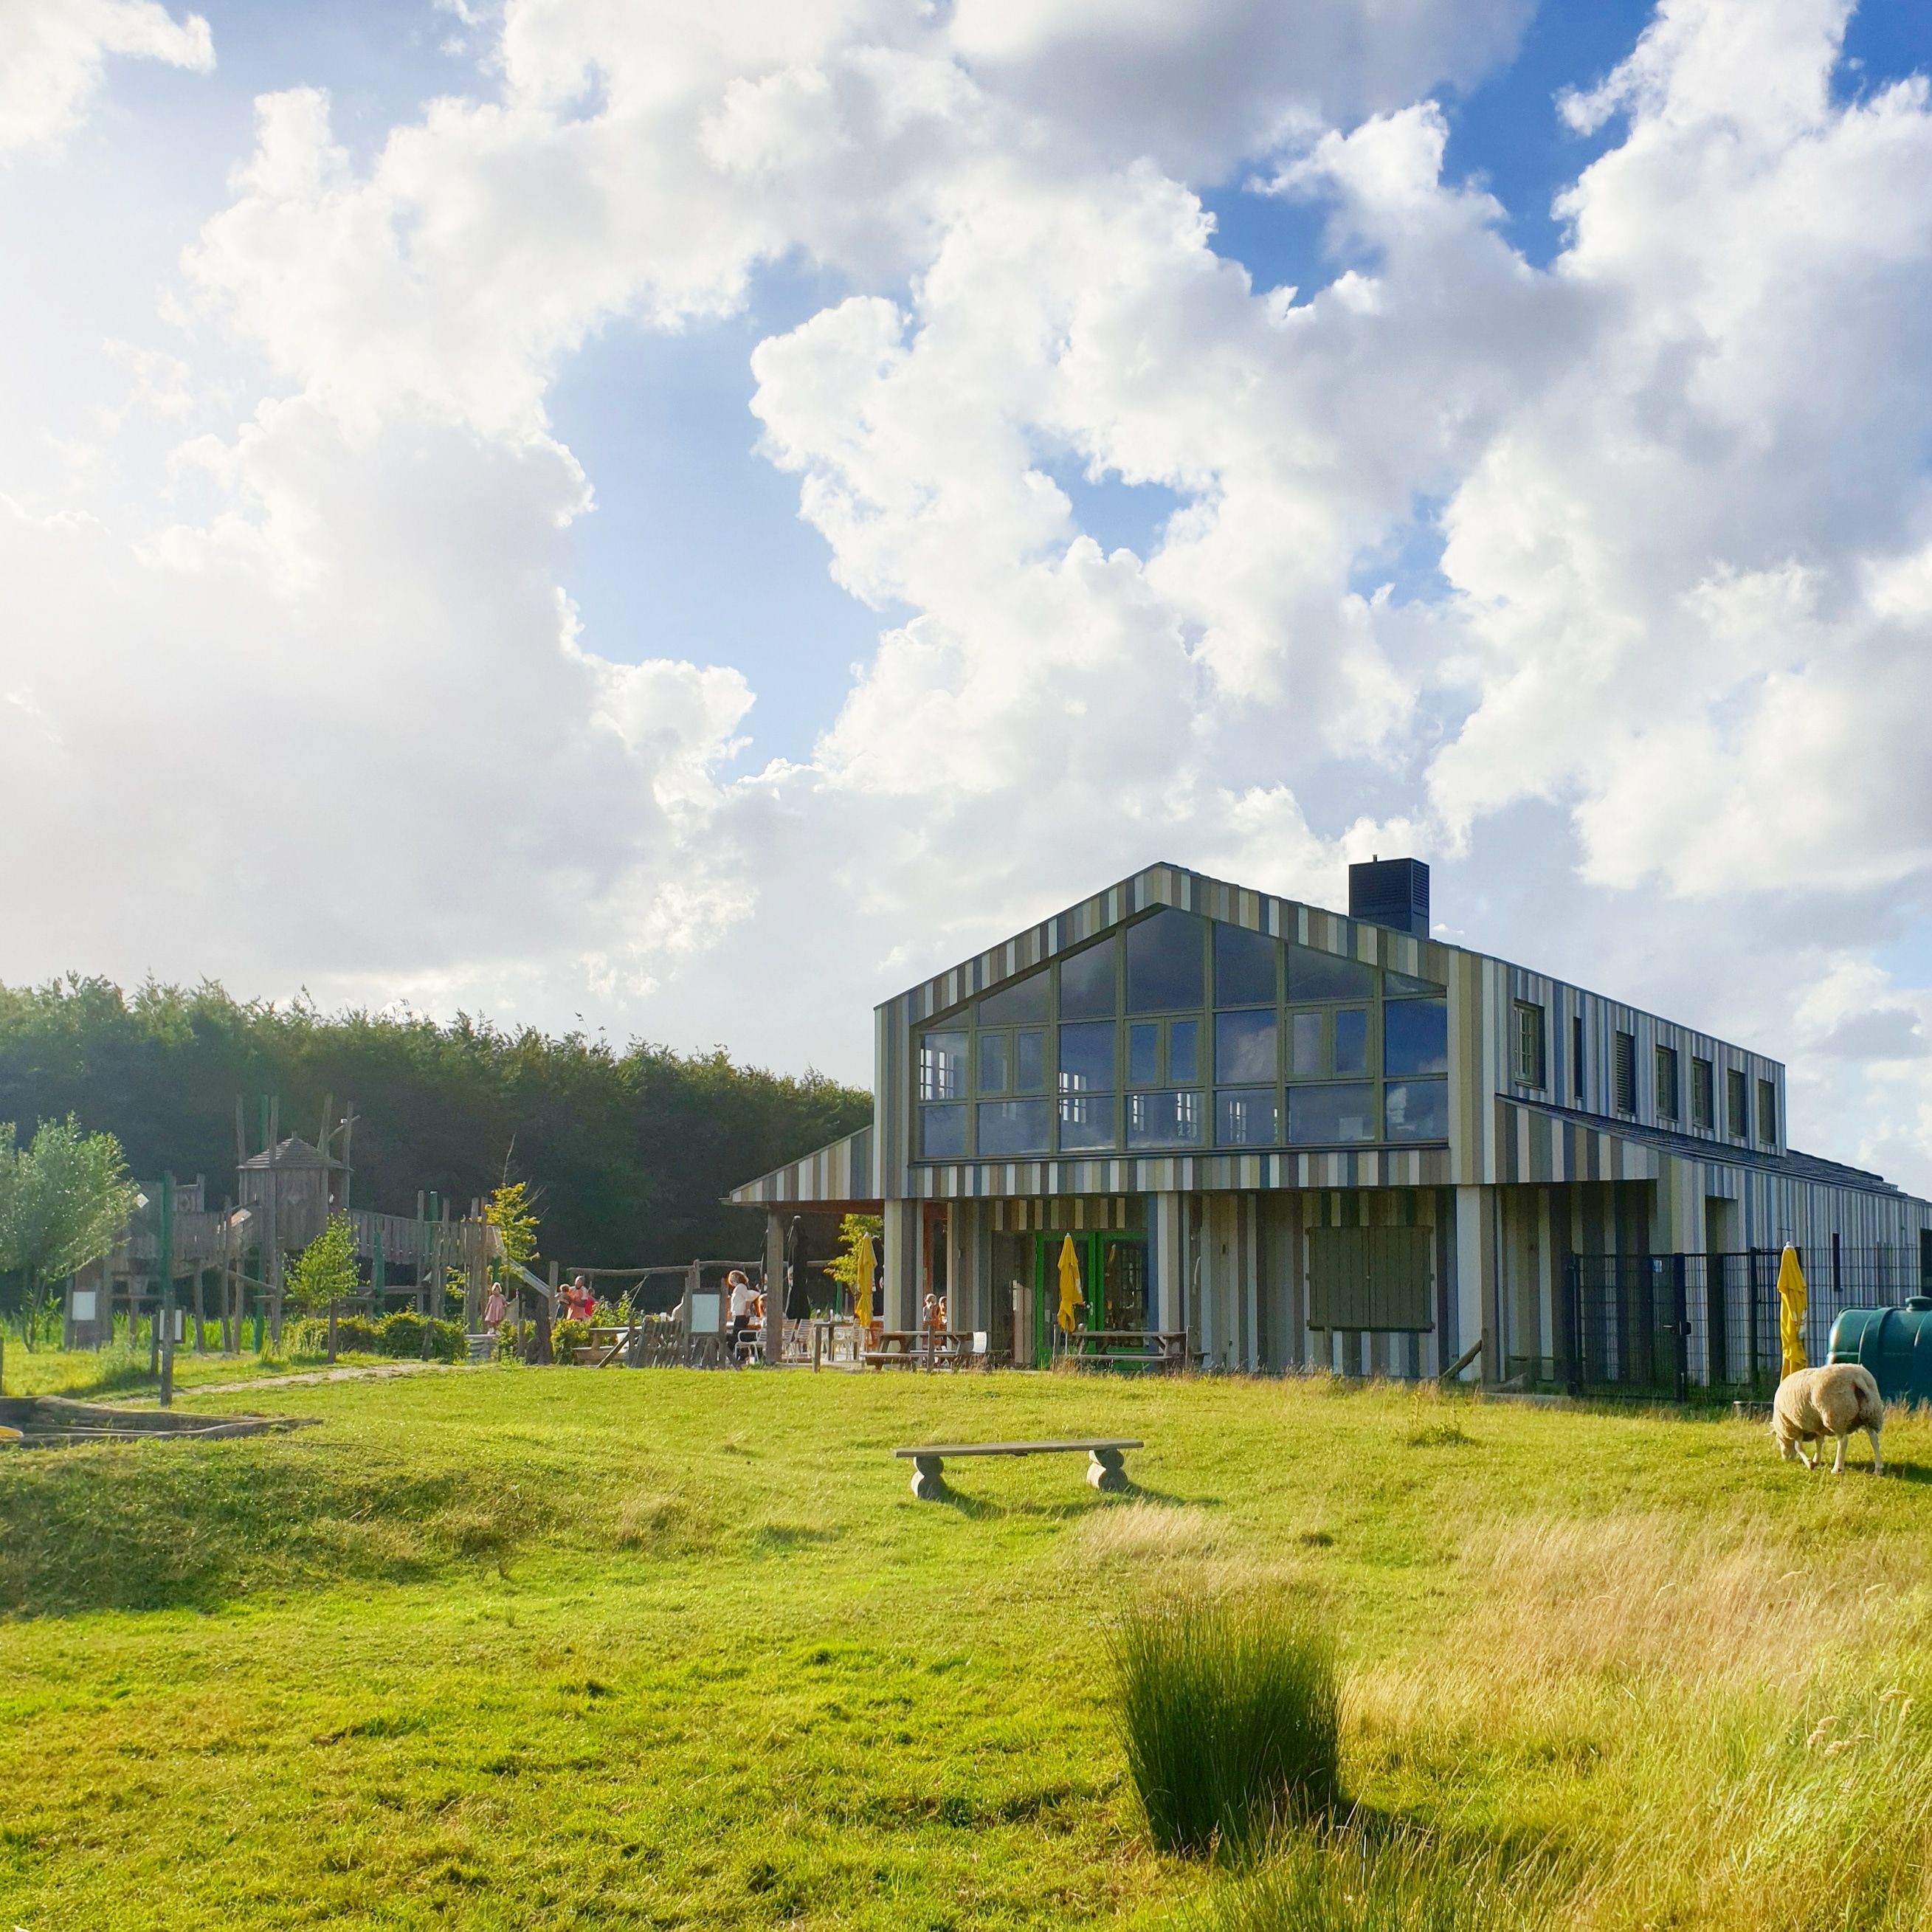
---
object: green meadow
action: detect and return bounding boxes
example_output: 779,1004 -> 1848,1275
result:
1,1365 -> 1928,1929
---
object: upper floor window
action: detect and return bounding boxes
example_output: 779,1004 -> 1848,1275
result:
977,970 -> 1049,1027
1213,921 -> 1278,1007
1726,1066 -> 1748,1139
1059,934 -> 1117,1019
1655,1044 -> 1680,1122
1125,909 -> 1204,1013
1573,1014 -> 1586,1105
1385,998 -> 1447,1077
1287,943 -> 1376,1002
1513,1001 -> 1546,1087
1691,1057 -> 1714,1131
920,1031 -> 967,1100
1612,1030 -> 1637,1115
1758,1077 -> 1779,1145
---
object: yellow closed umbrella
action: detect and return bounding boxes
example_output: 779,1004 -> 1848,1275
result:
850,1232 -> 875,1331
1776,1243 -> 1809,1379
1055,1235 -> 1085,1337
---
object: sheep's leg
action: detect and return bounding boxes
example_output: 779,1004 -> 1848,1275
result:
1798,1439 -> 1817,1469
1868,1428 -> 1884,1474
1832,1433 -> 1848,1474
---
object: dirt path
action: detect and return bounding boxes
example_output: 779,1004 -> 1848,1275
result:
109,1362 -> 465,1401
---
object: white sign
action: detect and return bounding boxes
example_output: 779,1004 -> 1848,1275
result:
71,1289 -> 97,1322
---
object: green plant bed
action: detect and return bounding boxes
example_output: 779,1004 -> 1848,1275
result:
2,1373 -> 1931,1930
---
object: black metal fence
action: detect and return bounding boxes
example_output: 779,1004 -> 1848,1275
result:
1565,1245 -> 1931,1399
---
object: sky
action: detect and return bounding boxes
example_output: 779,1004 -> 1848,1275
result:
4,0 -> 1932,1187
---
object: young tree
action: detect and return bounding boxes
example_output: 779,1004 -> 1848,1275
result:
2,1117 -> 139,1348
286,1214 -> 359,1315
485,1179 -> 540,1281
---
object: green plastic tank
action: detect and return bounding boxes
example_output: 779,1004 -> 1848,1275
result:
1828,1297 -> 1932,1407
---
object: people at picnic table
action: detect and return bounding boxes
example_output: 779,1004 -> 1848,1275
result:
922,1292 -> 947,1336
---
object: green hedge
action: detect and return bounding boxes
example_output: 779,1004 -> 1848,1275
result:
286,1312 -> 466,1363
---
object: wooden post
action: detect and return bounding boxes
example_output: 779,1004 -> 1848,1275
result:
264,1096 -> 283,1346
158,1173 -> 175,1410
192,1266 -> 206,1352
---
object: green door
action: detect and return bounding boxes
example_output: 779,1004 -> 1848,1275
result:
1031,1230 -> 1148,1362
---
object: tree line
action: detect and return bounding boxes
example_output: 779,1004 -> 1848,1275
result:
0,976 -> 871,1274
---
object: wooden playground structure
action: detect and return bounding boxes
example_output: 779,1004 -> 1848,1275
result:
62,1095 -> 492,1352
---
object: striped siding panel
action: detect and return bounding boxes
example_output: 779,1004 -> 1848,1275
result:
726,1125 -> 878,1207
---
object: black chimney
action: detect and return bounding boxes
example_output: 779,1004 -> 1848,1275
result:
1348,857 -> 1429,938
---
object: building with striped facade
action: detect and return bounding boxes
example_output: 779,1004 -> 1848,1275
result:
726,859 -> 1932,1381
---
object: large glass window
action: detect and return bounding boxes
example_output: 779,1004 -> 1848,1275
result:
978,1033 -> 1010,1094
1126,909 -> 1206,1013
919,1103 -> 967,1159
1289,1010 -> 1324,1077
1384,1079 -> 1447,1142
1287,1083 -> 1375,1143
1384,999 -> 1447,1077
1058,1021 -> 1115,1094
1058,935 -> 1117,1019
1127,1089 -> 1204,1149
1288,944 -> 1376,1001
978,970 -> 1049,1027
919,1031 -> 967,1100
1169,1018 -> 1200,1083
1217,1089 -> 1278,1147
1128,1021 -> 1159,1086
1334,1007 -> 1369,1074
1385,966 -> 1445,996
1015,1029 -> 1046,1093
1058,1092 -> 1117,1151
1215,1010 -> 1276,1085
978,1099 -> 1049,1156
1213,922 -> 1277,1007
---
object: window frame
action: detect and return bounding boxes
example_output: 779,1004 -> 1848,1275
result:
1655,1043 -> 1680,1122
1690,1056 -> 1714,1132
1513,1000 -> 1547,1089
1612,1029 -> 1638,1116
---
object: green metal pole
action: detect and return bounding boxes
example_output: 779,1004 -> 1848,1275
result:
158,1172 -> 175,1410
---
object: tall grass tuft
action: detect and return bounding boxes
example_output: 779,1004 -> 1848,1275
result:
1113,1591 -> 1342,1858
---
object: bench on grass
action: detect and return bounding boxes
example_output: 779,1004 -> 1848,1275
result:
891,1437 -> 1142,1499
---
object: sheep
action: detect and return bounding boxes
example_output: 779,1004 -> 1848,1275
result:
1771,1364 -> 1885,1474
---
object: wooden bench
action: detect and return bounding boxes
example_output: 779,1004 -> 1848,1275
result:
891,1437 -> 1142,1499
863,1330 -> 982,1371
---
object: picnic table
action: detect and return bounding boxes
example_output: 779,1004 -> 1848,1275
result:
892,1437 -> 1143,1498
1058,1329 -> 1191,1372
862,1329 -> 987,1371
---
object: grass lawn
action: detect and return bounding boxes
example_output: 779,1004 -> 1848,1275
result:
0,1343 -> 401,1401
1,1365 -> 1929,1929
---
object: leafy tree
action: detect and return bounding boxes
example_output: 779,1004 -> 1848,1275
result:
0,976 -> 871,1270
0,1117 -> 140,1348
484,1179 -> 540,1282
286,1213 -> 359,1314
823,1212 -> 883,1295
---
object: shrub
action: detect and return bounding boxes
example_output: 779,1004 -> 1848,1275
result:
1112,1592 -> 1341,1859
284,1312 -> 465,1364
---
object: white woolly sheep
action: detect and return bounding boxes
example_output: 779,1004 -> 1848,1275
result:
1771,1364 -> 1885,1474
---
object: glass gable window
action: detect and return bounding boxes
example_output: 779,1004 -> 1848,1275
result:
919,1031 -> 967,1100
1213,922 -> 1277,1007
1058,935 -> 1117,1018
978,1099 -> 1049,1156
1058,1092 -> 1117,1151
978,970 -> 1049,1027
1385,1078 -> 1448,1141
1290,1010 -> 1324,1077
1015,1029 -> 1046,1092
1384,999 -> 1446,1077
978,1032 -> 1010,1094
1126,910 -> 1205,1013
1215,1010 -> 1276,1085
1058,1021 -> 1115,1094
1334,1007 -> 1369,1074
1128,1021 -> 1159,1086
1128,1089 -> 1204,1149
919,1103 -> 967,1159
1169,1018 -> 1200,1083
1288,1083 -> 1374,1144
1385,966 -> 1445,996
1218,1089 -> 1278,1147
1288,944 -> 1376,1001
